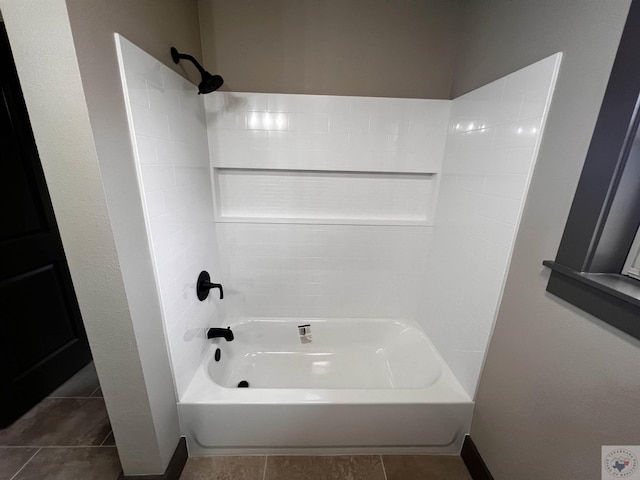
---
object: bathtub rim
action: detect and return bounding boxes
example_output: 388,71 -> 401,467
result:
179,316 -> 471,405
206,316 -> 446,390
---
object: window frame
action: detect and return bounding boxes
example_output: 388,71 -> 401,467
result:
544,0 -> 640,340
623,226 -> 640,280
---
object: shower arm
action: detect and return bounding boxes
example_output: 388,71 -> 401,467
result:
170,48 -> 209,78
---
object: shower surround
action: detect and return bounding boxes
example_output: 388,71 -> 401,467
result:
116,34 -> 560,452
115,35 -> 224,397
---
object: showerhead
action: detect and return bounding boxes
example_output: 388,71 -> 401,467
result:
198,72 -> 224,94
170,47 -> 224,94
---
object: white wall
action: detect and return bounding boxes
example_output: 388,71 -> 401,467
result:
216,223 -> 432,320
451,1 -> 639,479
116,36 -> 224,398
205,93 -> 449,322
207,93 -> 449,173
416,54 -> 561,396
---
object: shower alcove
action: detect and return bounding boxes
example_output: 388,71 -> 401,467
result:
115,34 -> 561,454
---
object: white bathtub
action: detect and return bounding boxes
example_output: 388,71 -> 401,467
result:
178,317 -> 473,455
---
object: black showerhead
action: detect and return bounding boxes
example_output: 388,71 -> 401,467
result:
199,72 -> 224,94
170,47 -> 224,94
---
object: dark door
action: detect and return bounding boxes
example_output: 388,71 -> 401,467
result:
0,24 -> 91,428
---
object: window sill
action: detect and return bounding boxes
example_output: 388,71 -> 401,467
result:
543,261 -> 640,340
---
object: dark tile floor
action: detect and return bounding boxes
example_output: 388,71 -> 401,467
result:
0,364 -> 472,480
179,455 -> 472,480
0,362 -> 119,480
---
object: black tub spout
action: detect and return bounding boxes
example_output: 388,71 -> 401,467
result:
207,327 -> 234,341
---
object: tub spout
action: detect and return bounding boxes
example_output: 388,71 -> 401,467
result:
207,327 -> 234,341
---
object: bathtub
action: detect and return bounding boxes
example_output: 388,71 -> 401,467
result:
178,317 -> 473,455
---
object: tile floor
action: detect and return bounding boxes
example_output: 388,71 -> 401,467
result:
0,362 -> 119,480
0,364 -> 473,480
180,454 -> 472,480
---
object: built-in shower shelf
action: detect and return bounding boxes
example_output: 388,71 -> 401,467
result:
213,216 -> 432,227
212,167 -> 438,226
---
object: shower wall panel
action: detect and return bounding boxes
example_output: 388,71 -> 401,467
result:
205,93 -> 449,320
116,36 -> 225,398
216,223 -> 433,319
415,54 -> 562,396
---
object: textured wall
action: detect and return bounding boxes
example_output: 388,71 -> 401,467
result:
66,0 -> 203,84
2,0 -> 203,475
62,0 -> 203,472
452,1 -> 640,479
197,0 -> 462,99
0,0 -> 194,475
61,0 -> 203,471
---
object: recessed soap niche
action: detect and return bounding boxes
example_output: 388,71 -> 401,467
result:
212,167 -> 438,226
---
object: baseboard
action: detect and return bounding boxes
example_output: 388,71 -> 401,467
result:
118,436 -> 187,480
461,435 -> 494,480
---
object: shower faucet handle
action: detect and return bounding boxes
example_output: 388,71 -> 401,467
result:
196,270 -> 223,301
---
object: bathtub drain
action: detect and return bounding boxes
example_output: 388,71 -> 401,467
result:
237,380 -> 249,388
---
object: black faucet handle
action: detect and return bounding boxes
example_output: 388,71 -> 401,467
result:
197,271 -> 223,301
203,281 -> 223,300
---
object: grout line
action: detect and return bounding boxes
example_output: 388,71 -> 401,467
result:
89,386 -> 102,397
0,445 -> 117,449
9,448 -> 40,480
262,455 -> 268,480
46,396 -> 101,399
380,454 -> 388,480
100,431 -> 113,446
